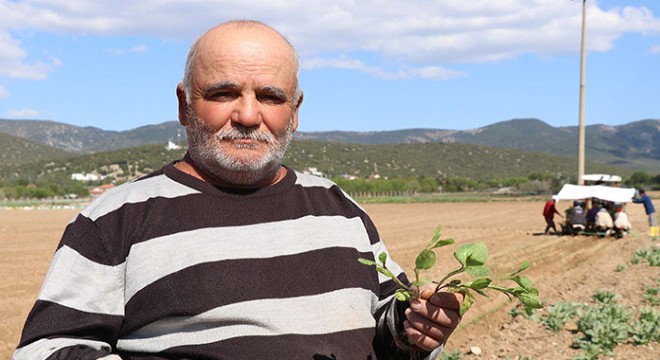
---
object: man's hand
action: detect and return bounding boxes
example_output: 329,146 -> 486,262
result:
403,285 -> 463,351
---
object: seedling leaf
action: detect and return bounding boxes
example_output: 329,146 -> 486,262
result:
395,288 -> 412,302
467,278 -> 491,290
415,249 -> 436,270
431,239 -> 455,249
460,291 -> 476,316
518,290 -> 543,309
454,242 -> 488,268
378,252 -> 388,265
465,265 -> 491,277
375,267 -> 397,279
358,258 -> 377,266
513,275 -> 534,291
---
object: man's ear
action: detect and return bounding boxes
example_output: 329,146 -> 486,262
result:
290,92 -> 304,133
176,83 -> 188,126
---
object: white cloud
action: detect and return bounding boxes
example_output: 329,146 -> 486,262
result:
5,108 -> 40,118
304,56 -> 467,80
0,30 -> 59,79
1,0 -> 660,79
651,45 -> 660,54
0,84 -> 8,98
107,44 -> 148,55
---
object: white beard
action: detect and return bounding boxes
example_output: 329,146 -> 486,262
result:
184,106 -> 294,186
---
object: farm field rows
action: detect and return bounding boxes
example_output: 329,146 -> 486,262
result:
1,198 -> 658,359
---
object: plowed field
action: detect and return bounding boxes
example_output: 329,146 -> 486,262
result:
1,197 -> 658,359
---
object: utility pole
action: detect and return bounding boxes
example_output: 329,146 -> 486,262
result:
577,0 -> 587,185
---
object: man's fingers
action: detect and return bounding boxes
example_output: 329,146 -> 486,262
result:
415,286 -> 463,312
404,308 -> 453,341
429,291 -> 463,311
403,319 -> 444,351
409,298 -> 461,326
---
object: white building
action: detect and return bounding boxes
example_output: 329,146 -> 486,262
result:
70,173 -> 104,181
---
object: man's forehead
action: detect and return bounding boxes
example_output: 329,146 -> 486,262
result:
193,27 -> 296,87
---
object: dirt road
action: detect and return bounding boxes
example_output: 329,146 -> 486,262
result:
1,199 -> 657,359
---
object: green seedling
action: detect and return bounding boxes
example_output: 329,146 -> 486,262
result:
358,225 -> 543,317
542,301 -> 582,332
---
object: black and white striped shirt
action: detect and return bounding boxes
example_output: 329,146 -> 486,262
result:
15,163 -> 412,360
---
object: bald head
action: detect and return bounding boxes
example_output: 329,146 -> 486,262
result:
182,20 -> 300,106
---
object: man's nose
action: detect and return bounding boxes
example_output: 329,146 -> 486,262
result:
231,95 -> 261,127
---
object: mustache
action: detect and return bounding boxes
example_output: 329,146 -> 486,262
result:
215,127 -> 274,144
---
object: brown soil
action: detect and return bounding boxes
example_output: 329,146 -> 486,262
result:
1,198 -> 658,360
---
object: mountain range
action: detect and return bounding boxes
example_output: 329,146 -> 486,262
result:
0,118 -> 658,173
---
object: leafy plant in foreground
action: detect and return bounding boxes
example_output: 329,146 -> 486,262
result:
591,291 -> 618,305
628,306 -> 660,345
438,349 -> 462,360
542,301 -> 582,332
575,301 -> 632,357
508,303 -> 540,321
643,284 -> 659,306
358,225 -> 543,316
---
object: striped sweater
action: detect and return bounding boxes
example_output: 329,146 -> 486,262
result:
15,163 -> 415,360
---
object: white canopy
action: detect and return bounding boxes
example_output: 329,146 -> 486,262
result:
553,184 -> 635,203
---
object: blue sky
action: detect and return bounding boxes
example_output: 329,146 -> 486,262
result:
0,0 -> 658,132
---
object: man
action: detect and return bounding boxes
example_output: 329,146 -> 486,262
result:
567,200 -> 587,235
14,20 -> 462,360
613,205 -> 632,238
542,198 -> 562,235
594,207 -> 614,236
585,199 -> 601,231
632,189 -> 658,236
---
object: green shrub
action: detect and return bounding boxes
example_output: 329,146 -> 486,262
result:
628,306 -> 660,345
575,302 -> 632,356
542,302 -> 582,332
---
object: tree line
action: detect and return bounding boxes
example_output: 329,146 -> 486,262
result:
2,169 -> 658,201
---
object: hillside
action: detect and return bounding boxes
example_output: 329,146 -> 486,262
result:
0,119 -> 181,153
0,132 -> 73,166
0,140 -> 632,185
0,118 -> 658,173
296,119 -> 660,172
285,140 -> 631,181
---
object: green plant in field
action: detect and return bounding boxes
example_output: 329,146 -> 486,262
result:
614,264 -> 626,272
575,301 -> 632,357
358,225 -> 543,317
571,344 -> 602,360
438,349 -> 462,360
643,284 -> 659,306
508,304 -> 540,321
542,302 -> 582,332
630,249 -> 648,264
628,306 -> 660,345
630,247 -> 660,266
591,291 -> 619,304
647,247 -> 660,266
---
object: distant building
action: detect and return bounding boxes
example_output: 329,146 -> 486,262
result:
89,184 -> 115,196
71,173 -> 105,181
166,140 -> 182,150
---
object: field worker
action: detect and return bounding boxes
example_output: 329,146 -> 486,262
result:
568,200 -> 587,235
594,208 -> 614,236
542,198 -> 563,235
613,205 -> 632,238
632,189 -> 658,236
13,20 -> 462,360
586,199 -> 601,231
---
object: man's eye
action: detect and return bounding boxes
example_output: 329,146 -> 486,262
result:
209,92 -> 237,101
257,93 -> 286,105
